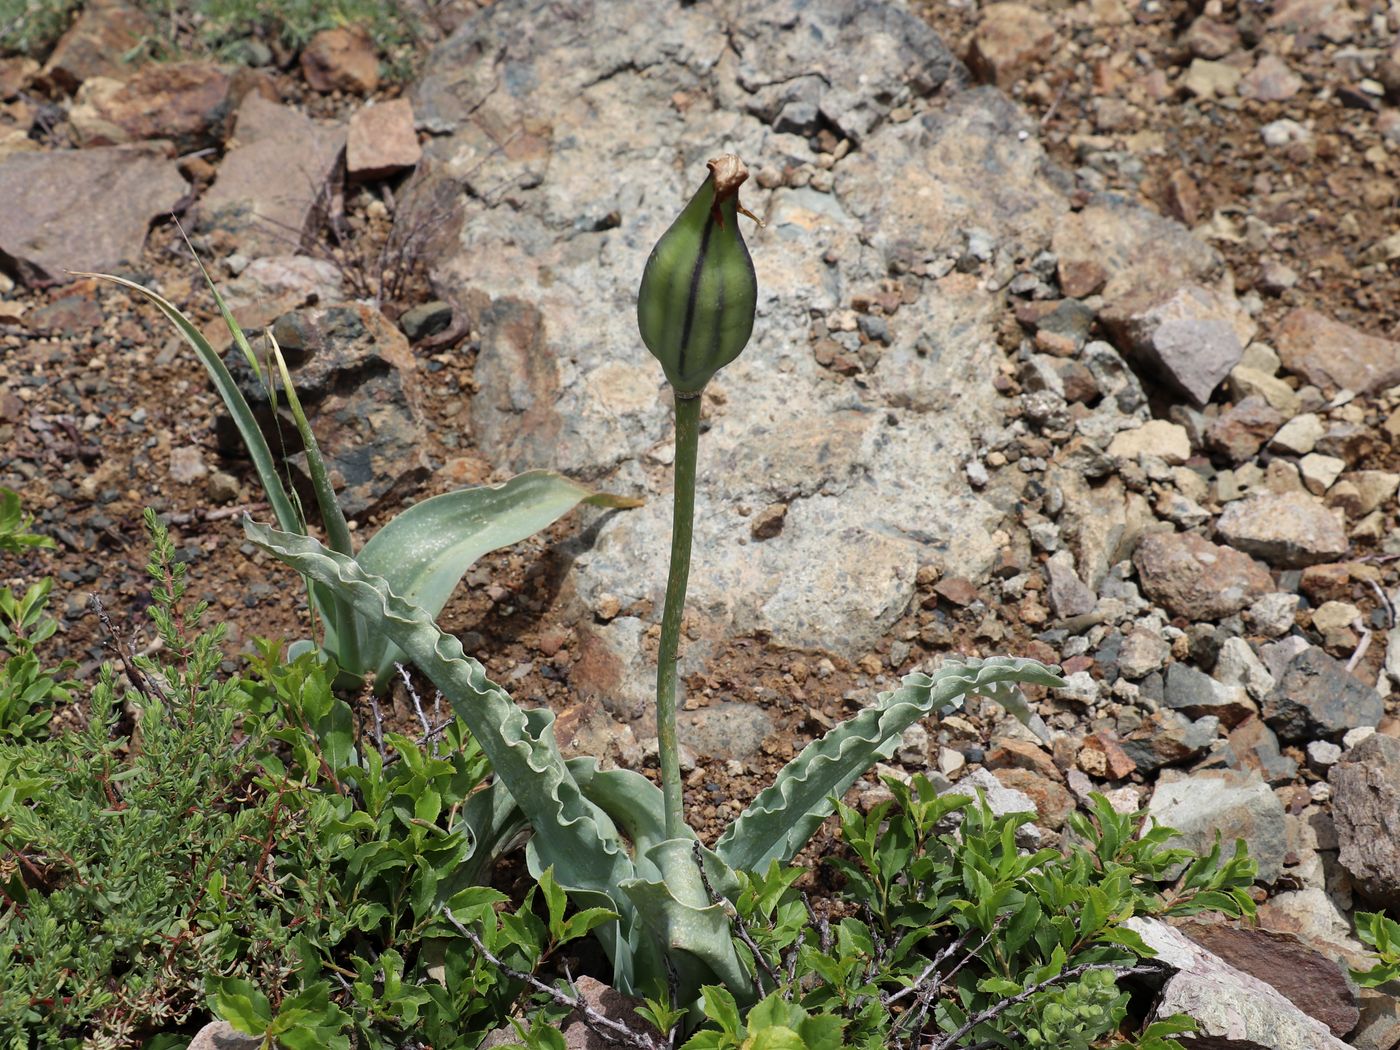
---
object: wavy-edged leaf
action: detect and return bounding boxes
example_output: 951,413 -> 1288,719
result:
356,471 -> 641,686
242,519 -> 632,895
715,657 -> 1064,874
619,839 -> 752,1001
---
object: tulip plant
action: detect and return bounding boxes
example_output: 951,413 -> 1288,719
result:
245,153 -> 1062,1009
85,261 -> 636,691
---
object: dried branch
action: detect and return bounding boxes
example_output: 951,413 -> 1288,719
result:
444,912 -> 664,1050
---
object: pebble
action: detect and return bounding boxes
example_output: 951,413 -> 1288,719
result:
1270,413 -> 1324,456
206,471 -> 240,503
1247,592 -> 1300,637
1261,118 -> 1310,148
1298,453 -> 1345,495
1106,420 -> 1191,465
1215,490 -> 1348,568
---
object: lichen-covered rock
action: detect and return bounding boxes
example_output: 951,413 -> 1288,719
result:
1330,732 -> 1400,911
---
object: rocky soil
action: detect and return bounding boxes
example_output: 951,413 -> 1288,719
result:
5,0 -> 1400,1046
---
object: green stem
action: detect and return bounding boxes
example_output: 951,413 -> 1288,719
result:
657,391 -> 701,839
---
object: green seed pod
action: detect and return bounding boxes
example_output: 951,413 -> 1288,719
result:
637,154 -> 760,394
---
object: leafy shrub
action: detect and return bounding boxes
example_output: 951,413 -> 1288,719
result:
0,489 -> 72,740
0,513 -> 556,1048
1352,911 -> 1400,988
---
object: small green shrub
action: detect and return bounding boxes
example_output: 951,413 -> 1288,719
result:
693,778 -> 1257,1050
0,513 -> 558,1048
1352,911 -> 1400,988
0,489 -> 73,741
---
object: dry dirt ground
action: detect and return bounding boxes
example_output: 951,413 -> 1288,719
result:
3,0 -> 1400,853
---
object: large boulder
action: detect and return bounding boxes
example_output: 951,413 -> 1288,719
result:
0,144 -> 185,286
404,0 -> 1073,662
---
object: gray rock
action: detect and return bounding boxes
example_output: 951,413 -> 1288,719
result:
0,144 -> 185,286
399,300 -> 453,341
1330,733 -> 1400,911
1108,283 -> 1254,407
406,0 -> 1074,659
1163,661 -> 1255,726
1126,917 -> 1354,1050
1248,592 -> 1301,638
200,95 -> 346,258
945,767 -> 1041,846
187,1021 -> 262,1050
678,702 -> 775,762
1145,768 -> 1287,884
1263,646 -> 1384,743
1351,990 -> 1400,1050
1214,636 -> 1276,701
1120,710 -> 1220,774
1215,491 -> 1348,568
218,303 -> 430,519
1051,198 -> 1220,304
1044,550 -> 1095,618
1117,629 -> 1170,680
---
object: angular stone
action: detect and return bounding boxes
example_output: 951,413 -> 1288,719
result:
1219,715 -> 1300,784
1077,730 -> 1136,780
990,767 -> 1072,829
1128,918 -> 1354,1050
410,0 -> 1069,662
1182,57 -> 1243,99
1271,412 -> 1324,456
219,304 -> 429,519
1106,283 -> 1254,406
1133,531 -> 1275,621
1164,661 -> 1255,727
1276,308 -> 1400,395
1052,469 -> 1154,591
679,702 -> 775,761
1329,471 -> 1400,517
39,0 -> 151,93
1121,710 -> 1220,773
1179,924 -> 1359,1037
301,26 -> 380,95
187,1021 -> 262,1050
347,98 -> 422,181
1107,419 -> 1191,464
1118,629 -> 1170,679
0,57 -> 37,101
1053,201 -> 1221,310
1207,396 -> 1286,462
1214,636 -> 1275,701
1264,647 -> 1384,743
985,737 -> 1060,780
1215,490 -> 1348,568
1230,364 -> 1303,416
1299,453 -> 1345,496
1044,550 -> 1095,618
1146,769 -> 1287,883
1240,53 -> 1306,102
1351,990 -> 1400,1050
200,95 -> 345,258
1330,733 -> 1400,911
965,2 -> 1055,87
0,145 -> 185,286
69,62 -> 256,151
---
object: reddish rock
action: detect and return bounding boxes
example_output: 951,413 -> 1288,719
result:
39,0 -> 152,93
0,57 -> 38,100
1179,923 -> 1359,1037
1240,54 -> 1305,102
0,144 -> 185,286
1078,730 -> 1137,780
933,577 -> 980,606
1299,563 -> 1359,604
985,738 -> 1061,780
347,98 -> 422,181
1276,308 -> 1400,395
990,767 -> 1073,829
199,95 -> 346,258
301,26 -> 380,95
69,63 -> 268,151
1215,491 -> 1348,568
965,2 -> 1055,87
1133,531 -> 1275,621
1206,396 -> 1286,463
